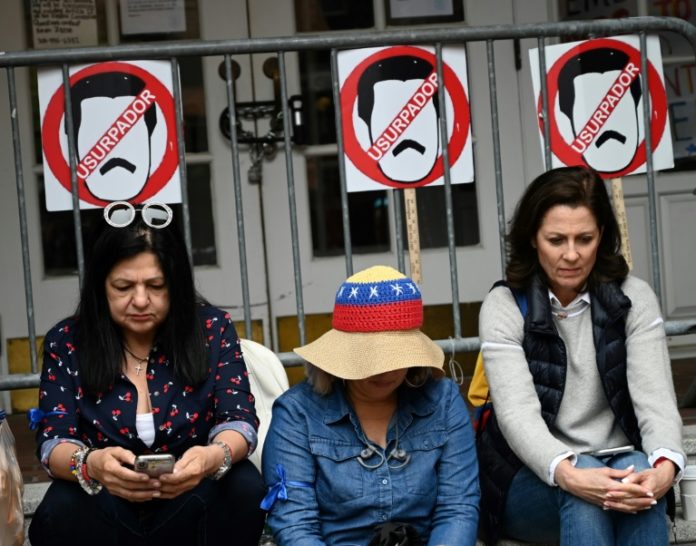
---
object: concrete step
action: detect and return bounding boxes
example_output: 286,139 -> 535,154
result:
21,482 -> 48,546
22,482 -> 49,519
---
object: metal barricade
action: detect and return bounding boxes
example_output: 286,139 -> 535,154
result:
1,16 -> 696,391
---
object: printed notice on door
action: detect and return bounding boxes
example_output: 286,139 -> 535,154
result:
30,0 -> 98,49
120,0 -> 186,35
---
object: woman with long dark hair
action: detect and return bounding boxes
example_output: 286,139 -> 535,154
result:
477,166 -> 684,545
29,202 -> 266,545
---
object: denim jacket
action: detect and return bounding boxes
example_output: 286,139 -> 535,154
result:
262,377 -> 479,545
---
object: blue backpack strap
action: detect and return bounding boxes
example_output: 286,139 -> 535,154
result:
511,288 -> 527,318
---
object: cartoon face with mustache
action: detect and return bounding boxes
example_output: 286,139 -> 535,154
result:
357,55 -> 440,183
68,72 -> 157,201
557,48 -> 642,174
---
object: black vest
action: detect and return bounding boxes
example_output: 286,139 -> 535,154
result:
477,276 -> 649,544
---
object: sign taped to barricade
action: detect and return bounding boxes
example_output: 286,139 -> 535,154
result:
338,45 -> 473,192
39,60 -> 181,210
529,36 -> 673,178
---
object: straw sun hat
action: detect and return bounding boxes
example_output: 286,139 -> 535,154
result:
294,265 -> 444,380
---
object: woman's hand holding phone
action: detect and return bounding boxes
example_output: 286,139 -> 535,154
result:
157,444 -> 223,499
85,446 -> 164,502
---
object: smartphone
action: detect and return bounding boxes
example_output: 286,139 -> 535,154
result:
133,454 -> 175,477
584,445 -> 635,458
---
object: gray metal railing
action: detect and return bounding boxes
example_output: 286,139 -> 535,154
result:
2,16 -> 696,392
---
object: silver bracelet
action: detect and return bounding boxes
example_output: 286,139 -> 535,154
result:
74,447 -> 103,496
209,440 -> 233,480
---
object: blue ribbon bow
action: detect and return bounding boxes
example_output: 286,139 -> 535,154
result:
260,463 -> 312,511
27,407 -> 69,430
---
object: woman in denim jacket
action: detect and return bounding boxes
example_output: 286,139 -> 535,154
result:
261,265 -> 480,545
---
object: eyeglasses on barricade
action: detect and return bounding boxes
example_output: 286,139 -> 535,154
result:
103,201 -> 173,229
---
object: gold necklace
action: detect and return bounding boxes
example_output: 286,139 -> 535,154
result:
123,345 -> 149,376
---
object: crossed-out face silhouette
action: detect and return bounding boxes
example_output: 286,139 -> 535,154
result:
68,72 -> 158,201
357,55 -> 441,183
557,48 -> 642,173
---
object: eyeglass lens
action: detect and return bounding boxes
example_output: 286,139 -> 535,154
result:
106,203 -> 135,227
142,205 -> 171,228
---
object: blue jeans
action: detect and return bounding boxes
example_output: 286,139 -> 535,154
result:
503,451 -> 668,546
29,459 -> 266,546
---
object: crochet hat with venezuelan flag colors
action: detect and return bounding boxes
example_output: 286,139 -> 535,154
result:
294,265 -> 444,380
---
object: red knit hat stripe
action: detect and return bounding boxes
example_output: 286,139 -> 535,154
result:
332,299 -> 423,332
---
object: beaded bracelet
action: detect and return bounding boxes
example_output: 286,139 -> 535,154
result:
73,447 -> 103,496
69,449 -> 80,478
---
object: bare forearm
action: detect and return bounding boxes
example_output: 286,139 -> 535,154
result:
47,442 -> 81,481
211,430 -> 248,467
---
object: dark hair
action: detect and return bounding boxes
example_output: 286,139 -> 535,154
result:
558,48 -> 642,129
506,165 -> 628,290
75,214 -> 206,395
67,72 -> 157,135
357,55 -> 440,126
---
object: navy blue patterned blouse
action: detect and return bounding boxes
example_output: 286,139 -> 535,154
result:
35,305 -> 258,471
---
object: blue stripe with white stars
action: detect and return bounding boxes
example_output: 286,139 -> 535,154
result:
334,279 -> 421,306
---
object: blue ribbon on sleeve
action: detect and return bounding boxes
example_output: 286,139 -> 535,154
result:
260,463 -> 312,511
27,408 -> 69,430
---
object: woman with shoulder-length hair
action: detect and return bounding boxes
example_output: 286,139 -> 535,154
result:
477,165 -> 684,545
261,265 -> 480,545
29,202 -> 266,545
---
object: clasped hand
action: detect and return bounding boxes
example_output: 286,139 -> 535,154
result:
86,445 -> 221,501
555,459 -> 675,514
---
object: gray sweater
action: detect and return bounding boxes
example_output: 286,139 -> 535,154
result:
479,275 -> 684,485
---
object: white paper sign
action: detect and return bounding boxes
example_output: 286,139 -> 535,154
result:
337,45 -> 474,192
120,0 -> 186,36
388,0 -> 454,19
38,60 -> 182,210
529,35 -> 674,178
664,62 -> 696,159
30,0 -> 98,49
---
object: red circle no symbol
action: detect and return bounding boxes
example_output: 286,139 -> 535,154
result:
541,38 -> 668,178
341,46 -> 470,189
42,61 -> 178,207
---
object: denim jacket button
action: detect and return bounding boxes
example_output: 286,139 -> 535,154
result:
380,514 -> 387,521
381,478 -> 388,485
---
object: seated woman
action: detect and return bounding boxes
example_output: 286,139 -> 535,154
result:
477,166 -> 684,545
262,265 -> 480,545
29,202 -> 266,546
